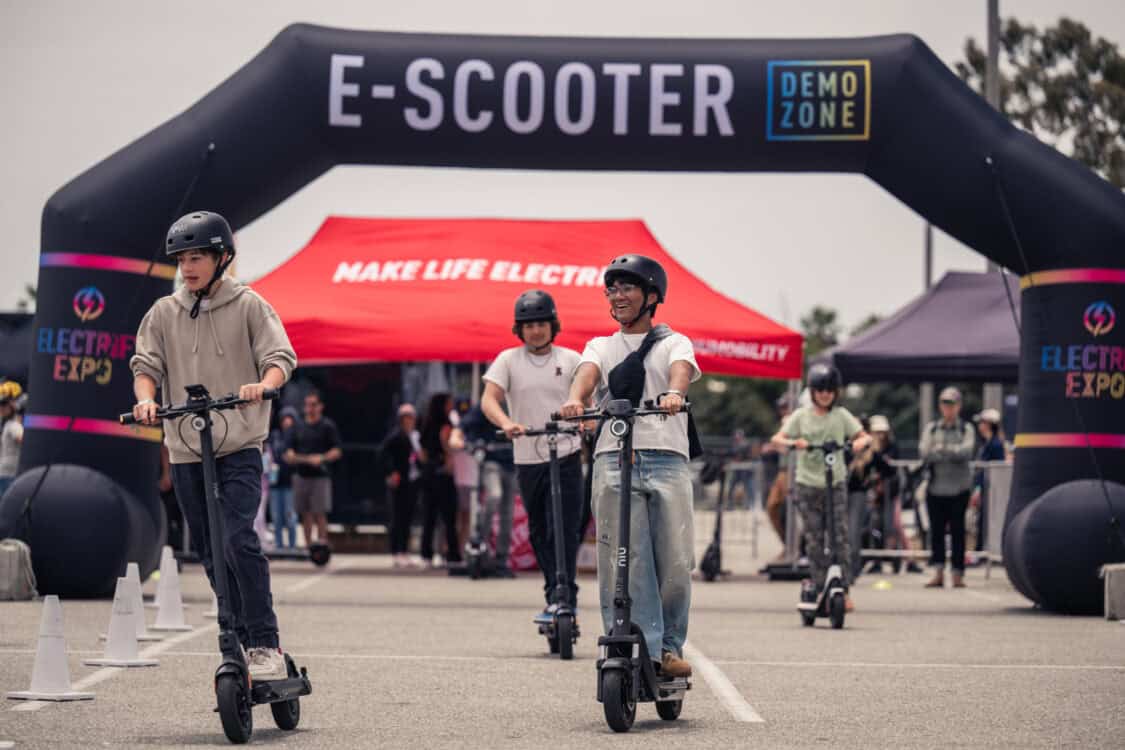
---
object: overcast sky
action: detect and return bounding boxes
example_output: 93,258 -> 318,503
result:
3,0 -> 1122,334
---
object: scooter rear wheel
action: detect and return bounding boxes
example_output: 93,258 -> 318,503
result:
308,543 -> 332,567
829,593 -> 846,629
557,614 -> 574,660
656,699 -> 683,721
800,611 -> 816,627
216,674 -> 253,744
270,658 -> 301,730
601,670 -> 636,733
271,697 -> 300,730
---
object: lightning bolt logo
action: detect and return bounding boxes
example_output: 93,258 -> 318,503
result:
72,286 -> 106,323
1083,301 -> 1116,337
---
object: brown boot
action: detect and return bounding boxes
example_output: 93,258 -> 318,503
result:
952,573 -> 966,588
661,651 -> 693,678
924,572 -> 944,588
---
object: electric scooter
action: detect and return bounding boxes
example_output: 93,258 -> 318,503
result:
505,422 -> 581,660
449,438 -> 512,579
554,398 -> 691,733
122,385 -> 312,744
699,466 -> 727,582
796,439 -> 849,630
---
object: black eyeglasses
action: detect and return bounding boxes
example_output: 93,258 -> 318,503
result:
939,399 -> 958,405
604,283 -> 640,298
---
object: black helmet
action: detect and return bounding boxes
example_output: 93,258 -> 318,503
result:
166,211 -> 236,258
512,289 -> 561,343
604,254 -> 667,303
514,290 -> 557,323
807,363 -> 842,393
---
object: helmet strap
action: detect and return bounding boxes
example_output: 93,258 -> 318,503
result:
189,250 -> 233,320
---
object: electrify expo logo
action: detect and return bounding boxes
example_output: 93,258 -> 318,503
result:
72,286 -> 106,323
1084,301 -> 1116,337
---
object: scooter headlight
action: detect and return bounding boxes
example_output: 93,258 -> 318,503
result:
609,419 -> 628,438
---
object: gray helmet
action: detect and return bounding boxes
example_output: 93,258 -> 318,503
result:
604,254 -> 667,303
166,211 -> 236,258
512,290 -> 560,341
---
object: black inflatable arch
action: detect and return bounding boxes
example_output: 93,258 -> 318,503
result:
4,25 -> 1124,608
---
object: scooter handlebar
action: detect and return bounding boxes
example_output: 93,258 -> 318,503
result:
551,399 -> 691,422
119,388 -> 280,425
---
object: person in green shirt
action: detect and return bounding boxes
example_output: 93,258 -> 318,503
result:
771,364 -> 870,610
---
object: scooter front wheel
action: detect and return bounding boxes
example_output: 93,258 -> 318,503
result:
557,614 -> 574,661
216,674 -> 253,744
601,669 -> 636,733
829,593 -> 846,630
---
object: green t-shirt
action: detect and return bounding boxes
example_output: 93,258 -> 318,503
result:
780,406 -> 863,488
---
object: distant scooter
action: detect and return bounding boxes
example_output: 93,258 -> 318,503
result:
450,438 -> 509,580
506,422 -> 581,660
797,439 -> 849,630
555,398 -> 691,733
122,385 -> 312,744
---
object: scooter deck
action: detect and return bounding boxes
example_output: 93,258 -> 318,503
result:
650,676 -> 691,702
250,672 -> 312,705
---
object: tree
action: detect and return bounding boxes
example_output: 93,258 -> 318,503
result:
956,17 -> 1125,187
799,305 -> 840,359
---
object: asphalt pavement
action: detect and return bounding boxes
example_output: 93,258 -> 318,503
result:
2,515 -> 1123,749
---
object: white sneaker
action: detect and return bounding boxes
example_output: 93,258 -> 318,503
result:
246,647 -> 287,682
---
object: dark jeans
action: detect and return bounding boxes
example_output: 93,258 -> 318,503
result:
927,490 -> 971,573
389,480 -> 418,555
170,448 -> 279,648
421,473 -> 460,562
517,453 -> 583,608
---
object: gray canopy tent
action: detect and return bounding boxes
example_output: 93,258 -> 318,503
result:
818,271 -> 1021,383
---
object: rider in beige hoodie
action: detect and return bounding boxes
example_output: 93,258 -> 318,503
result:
129,211 -> 296,682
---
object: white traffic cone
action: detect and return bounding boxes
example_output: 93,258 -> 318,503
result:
151,554 -> 192,632
7,595 -> 95,701
85,577 -> 158,668
203,590 -> 217,619
147,546 -> 176,610
101,563 -> 163,643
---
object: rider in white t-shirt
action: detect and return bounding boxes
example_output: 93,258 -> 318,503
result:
482,290 -> 585,618
559,255 -> 700,679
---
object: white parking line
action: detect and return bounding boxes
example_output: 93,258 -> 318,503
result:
713,659 -> 1125,671
682,640 -> 765,723
283,558 -> 358,595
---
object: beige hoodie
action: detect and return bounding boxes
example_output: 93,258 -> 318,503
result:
130,279 -> 297,464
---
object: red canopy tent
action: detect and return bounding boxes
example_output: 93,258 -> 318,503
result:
251,217 -> 802,380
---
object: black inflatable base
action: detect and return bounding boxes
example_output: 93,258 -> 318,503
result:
1004,479 -> 1125,615
0,465 -> 163,598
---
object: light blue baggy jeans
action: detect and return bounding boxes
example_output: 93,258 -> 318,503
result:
593,450 -> 694,661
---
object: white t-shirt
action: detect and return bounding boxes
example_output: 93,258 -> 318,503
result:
579,330 -> 701,458
483,345 -> 583,465
0,418 -> 23,478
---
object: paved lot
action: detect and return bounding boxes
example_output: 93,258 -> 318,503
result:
2,518 -> 1123,749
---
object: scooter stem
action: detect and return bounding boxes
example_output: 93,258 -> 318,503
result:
612,418 -> 634,637
547,430 -> 570,608
199,411 -> 239,659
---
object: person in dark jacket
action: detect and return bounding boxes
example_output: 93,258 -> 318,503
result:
381,403 -> 422,568
970,408 -> 1007,555
419,393 -> 460,567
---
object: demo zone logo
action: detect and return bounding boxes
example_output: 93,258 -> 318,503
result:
766,60 -> 870,141
72,286 -> 106,323
1084,301 -> 1116,337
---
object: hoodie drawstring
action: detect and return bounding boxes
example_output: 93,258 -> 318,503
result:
208,308 -> 224,356
192,315 -> 200,354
